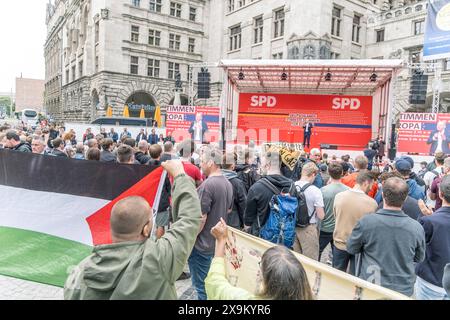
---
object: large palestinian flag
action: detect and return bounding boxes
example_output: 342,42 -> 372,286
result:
0,149 -> 165,287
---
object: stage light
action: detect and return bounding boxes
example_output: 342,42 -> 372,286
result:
370,73 -> 378,82
281,71 -> 288,81
238,68 -> 245,80
325,72 -> 332,81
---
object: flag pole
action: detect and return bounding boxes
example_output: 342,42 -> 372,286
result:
150,170 -> 168,240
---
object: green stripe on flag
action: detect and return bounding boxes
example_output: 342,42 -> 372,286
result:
0,227 -> 93,288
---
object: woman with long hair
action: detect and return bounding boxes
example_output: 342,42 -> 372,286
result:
205,218 -> 314,300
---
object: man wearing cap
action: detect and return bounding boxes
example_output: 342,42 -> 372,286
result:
400,156 -> 425,188
395,159 -> 425,201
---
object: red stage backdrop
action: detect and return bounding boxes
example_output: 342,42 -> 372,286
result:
397,113 -> 450,156
237,93 -> 373,149
166,106 -> 220,142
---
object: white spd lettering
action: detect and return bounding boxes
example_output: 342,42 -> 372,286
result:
332,97 -> 361,110
250,96 -> 277,108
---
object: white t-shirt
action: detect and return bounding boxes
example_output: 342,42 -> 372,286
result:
424,166 -> 443,208
295,180 -> 324,224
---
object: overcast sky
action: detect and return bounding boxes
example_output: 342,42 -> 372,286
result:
0,0 -> 48,93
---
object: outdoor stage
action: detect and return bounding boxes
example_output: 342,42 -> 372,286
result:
218,59 -> 405,155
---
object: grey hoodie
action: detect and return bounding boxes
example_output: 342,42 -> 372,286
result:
444,264 -> 450,296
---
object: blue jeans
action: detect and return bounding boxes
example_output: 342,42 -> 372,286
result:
188,247 -> 213,300
332,247 -> 356,275
414,277 -> 449,300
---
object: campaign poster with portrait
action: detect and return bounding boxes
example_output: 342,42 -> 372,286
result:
398,112 -> 450,155
166,106 -> 220,143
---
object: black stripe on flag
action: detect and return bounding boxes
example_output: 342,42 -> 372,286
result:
0,149 -> 158,200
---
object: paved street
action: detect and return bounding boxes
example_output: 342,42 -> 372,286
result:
0,245 -> 333,300
0,271 -> 196,300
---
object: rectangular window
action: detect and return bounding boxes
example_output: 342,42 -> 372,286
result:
95,56 -> 99,72
352,14 -> 361,43
414,20 -> 425,35
72,66 -> 76,81
168,61 -> 180,79
376,29 -> 385,42
66,69 -> 69,84
131,25 -> 139,42
132,0 -> 140,7
169,33 -> 181,50
189,7 -> 196,21
254,16 -> 263,44
229,25 -> 242,51
149,0 -> 162,12
331,52 -> 340,59
273,9 -> 285,38
445,58 -> 450,71
78,61 -> 83,78
170,2 -> 182,18
130,56 -> 139,74
331,6 -> 341,37
148,29 -> 161,46
148,59 -> 160,78
188,38 -> 195,53
238,0 -> 246,7
95,22 -> 99,43
272,52 -> 283,59
228,0 -> 235,12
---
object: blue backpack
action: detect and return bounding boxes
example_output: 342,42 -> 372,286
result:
258,179 -> 298,249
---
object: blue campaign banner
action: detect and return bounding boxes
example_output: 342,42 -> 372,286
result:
423,0 -> 450,61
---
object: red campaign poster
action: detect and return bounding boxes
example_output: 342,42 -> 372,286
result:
397,113 -> 450,156
237,93 -> 373,149
166,106 -> 220,142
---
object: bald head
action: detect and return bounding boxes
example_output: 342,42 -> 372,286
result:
110,196 -> 153,243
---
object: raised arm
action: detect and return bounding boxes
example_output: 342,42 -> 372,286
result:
150,161 -> 202,283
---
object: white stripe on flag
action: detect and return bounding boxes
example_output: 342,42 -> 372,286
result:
0,185 -> 108,246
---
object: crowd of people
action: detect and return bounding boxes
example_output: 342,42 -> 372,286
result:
1,121 -> 449,301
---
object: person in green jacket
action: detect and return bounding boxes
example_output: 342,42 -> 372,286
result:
205,218 -> 314,300
64,160 -> 202,300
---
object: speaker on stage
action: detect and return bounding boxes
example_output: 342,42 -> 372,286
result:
388,148 -> 397,161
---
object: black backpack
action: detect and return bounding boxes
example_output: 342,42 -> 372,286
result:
237,168 -> 260,192
295,183 -> 315,228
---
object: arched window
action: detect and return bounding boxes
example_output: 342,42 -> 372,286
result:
319,46 -> 329,59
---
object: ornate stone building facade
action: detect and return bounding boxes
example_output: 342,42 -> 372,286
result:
45,0 -> 450,122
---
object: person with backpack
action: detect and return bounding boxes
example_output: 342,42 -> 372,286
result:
236,150 -> 261,192
292,149 -> 323,188
423,152 -> 446,201
244,151 -> 293,238
293,162 -> 325,260
222,153 -> 247,229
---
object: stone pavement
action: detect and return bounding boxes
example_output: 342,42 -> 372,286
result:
0,245 -> 333,300
0,274 -> 196,300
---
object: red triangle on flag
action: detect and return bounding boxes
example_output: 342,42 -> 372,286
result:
86,167 -> 164,246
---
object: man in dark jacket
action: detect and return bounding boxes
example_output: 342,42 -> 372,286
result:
136,129 -> 147,144
49,138 -> 68,157
134,140 -> 151,165
244,151 -> 293,236
4,130 -> 31,152
292,148 -> 323,188
235,150 -> 261,192
415,175 -> 450,300
222,153 -> 247,229
147,128 -> 159,145
100,138 -> 116,163
347,177 -> 426,297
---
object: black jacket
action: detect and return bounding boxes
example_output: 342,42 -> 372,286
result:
100,150 -> 117,163
410,172 -> 426,187
135,152 -> 150,165
222,170 -> 247,229
244,174 -> 293,235
416,206 -> 450,287
50,149 -> 68,157
12,142 -> 32,153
